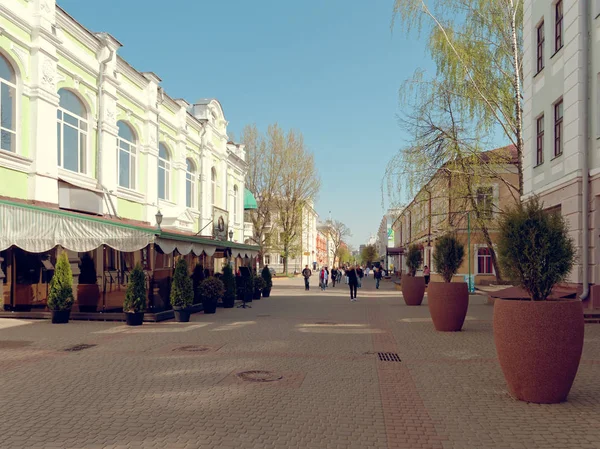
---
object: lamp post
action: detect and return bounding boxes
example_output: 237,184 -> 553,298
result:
229,229 -> 234,241
155,209 -> 163,231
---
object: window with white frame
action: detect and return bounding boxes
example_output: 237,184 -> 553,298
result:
57,89 -> 87,173
117,121 -> 137,189
211,167 -> 217,208
0,55 -> 16,153
477,247 -> 494,274
185,158 -> 196,208
233,185 -> 239,223
476,186 -> 494,219
158,143 -> 171,200
264,255 -> 271,265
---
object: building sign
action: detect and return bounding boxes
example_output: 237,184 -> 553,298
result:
387,227 -> 394,247
212,207 -> 229,240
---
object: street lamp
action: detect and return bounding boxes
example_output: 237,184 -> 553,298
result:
155,209 -> 163,231
229,229 -> 234,241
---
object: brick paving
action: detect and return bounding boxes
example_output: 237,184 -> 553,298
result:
0,277 -> 599,448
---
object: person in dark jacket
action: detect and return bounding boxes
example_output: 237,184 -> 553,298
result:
347,265 -> 359,301
374,267 -> 383,289
302,265 -> 312,291
331,268 -> 338,287
356,266 -> 364,288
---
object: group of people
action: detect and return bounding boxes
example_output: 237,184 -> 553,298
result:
301,264 -> 386,301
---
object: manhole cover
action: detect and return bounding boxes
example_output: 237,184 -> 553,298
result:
0,341 -> 33,349
64,344 -> 97,352
174,345 -> 211,353
236,370 -> 283,382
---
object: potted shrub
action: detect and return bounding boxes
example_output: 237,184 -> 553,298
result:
191,263 -> 205,305
401,244 -> 425,305
261,266 -> 272,297
222,265 -> 236,308
494,198 -> 580,404
170,259 -> 194,322
245,273 -> 255,302
429,234 -> 468,331
47,252 -> 75,324
254,276 -> 266,300
77,253 -> 99,313
198,277 -> 224,314
123,264 -> 147,326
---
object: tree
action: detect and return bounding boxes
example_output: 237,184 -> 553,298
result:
326,220 -> 352,267
47,252 -> 74,311
336,246 -> 351,266
361,245 -> 378,266
170,259 -> 193,309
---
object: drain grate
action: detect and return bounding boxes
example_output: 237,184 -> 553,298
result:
237,370 -> 283,382
378,352 -> 402,362
173,345 -> 211,353
0,341 -> 33,349
64,343 -> 97,352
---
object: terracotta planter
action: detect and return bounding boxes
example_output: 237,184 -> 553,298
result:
401,275 -> 425,306
77,284 -> 100,313
493,299 -> 584,404
427,282 -> 469,331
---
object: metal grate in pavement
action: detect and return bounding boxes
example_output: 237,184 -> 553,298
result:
64,343 -> 97,352
378,352 -> 402,362
237,370 -> 283,382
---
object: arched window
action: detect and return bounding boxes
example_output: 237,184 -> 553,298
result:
233,185 -> 239,223
158,143 -> 171,200
57,89 -> 87,173
477,247 -> 493,274
117,121 -> 136,189
185,158 -> 196,208
211,167 -> 217,208
0,54 -> 16,153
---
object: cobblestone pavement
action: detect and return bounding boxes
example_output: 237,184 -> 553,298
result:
0,277 -> 599,449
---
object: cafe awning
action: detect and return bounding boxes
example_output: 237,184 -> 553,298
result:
244,188 -> 258,210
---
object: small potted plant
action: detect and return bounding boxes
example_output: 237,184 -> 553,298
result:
47,252 -> 75,324
170,259 -> 194,322
77,253 -> 99,313
191,263 -> 205,305
494,198 -> 580,404
254,276 -> 266,300
401,244 -> 425,305
123,264 -> 147,326
261,266 -> 272,297
198,276 -> 224,314
222,265 -> 236,308
429,234 -> 468,331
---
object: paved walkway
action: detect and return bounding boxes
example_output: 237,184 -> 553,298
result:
0,277 -> 599,449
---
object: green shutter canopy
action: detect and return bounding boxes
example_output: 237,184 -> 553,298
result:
244,188 -> 258,210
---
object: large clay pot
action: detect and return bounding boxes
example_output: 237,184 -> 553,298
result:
427,282 -> 469,331
77,284 -> 100,313
493,299 -> 584,404
401,275 -> 425,306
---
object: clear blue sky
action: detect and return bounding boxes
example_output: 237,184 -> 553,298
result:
57,0 -> 447,248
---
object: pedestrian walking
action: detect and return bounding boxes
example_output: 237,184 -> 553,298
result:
302,265 -> 312,291
365,266 -> 370,278
319,267 -> 328,291
357,266 -> 364,288
424,265 -> 431,286
347,265 -> 359,301
331,267 -> 338,287
374,267 -> 382,289
325,267 -> 329,288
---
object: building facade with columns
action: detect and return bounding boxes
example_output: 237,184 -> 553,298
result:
0,1 -> 257,313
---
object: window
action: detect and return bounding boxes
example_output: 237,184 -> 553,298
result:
233,185 -> 239,223
158,143 -> 171,200
477,247 -> 494,275
536,115 -> 544,165
536,21 -> 544,73
185,158 -> 196,208
264,255 -> 271,265
0,55 -> 16,153
476,187 -> 494,219
117,121 -> 136,189
211,167 -> 217,208
555,0 -> 563,52
279,255 -> 284,265
554,100 -> 563,157
57,89 -> 87,173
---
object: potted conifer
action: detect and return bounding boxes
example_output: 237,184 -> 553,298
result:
254,276 -> 266,300
77,253 -> 99,313
47,252 -> 75,324
494,198 -> 580,404
170,259 -> 194,322
401,244 -> 425,305
261,266 -> 272,297
191,263 -> 205,305
123,264 -> 147,326
429,234 -> 468,331
222,265 -> 236,308
198,277 -> 224,314
245,273 -> 255,302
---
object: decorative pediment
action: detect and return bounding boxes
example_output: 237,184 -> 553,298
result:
161,209 -> 198,232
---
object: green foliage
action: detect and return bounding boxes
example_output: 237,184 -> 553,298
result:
123,264 -> 147,313
246,274 -> 256,294
433,234 -> 465,283
254,276 -> 266,292
261,265 -> 272,288
170,259 -> 194,309
222,265 -> 237,306
78,253 -> 97,285
406,245 -> 423,276
497,197 -> 576,301
198,277 -> 225,303
361,244 -> 378,265
48,252 -> 74,311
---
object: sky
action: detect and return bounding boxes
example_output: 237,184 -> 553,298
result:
57,0 -> 449,248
